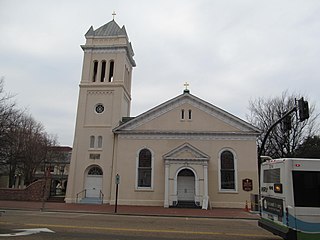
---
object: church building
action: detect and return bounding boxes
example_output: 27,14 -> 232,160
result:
65,18 -> 260,209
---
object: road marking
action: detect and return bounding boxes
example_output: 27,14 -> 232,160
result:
0,228 -> 54,237
25,223 -> 271,238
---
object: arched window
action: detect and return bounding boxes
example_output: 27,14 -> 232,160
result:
188,109 -> 192,120
100,61 -> 106,82
90,136 -> 95,148
88,166 -> 103,175
108,60 -> 114,82
97,136 -> 103,148
181,109 -> 185,120
92,61 -> 98,82
220,150 -> 236,190
137,149 -> 152,188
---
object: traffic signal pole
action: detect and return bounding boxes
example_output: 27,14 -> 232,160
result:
257,97 -> 309,214
258,106 -> 297,164
258,97 -> 309,164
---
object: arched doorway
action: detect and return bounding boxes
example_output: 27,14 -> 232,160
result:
177,169 -> 195,202
85,166 -> 103,198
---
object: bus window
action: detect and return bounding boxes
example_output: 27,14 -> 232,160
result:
263,168 -> 280,183
293,171 -> 320,207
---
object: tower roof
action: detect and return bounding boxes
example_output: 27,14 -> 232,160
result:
85,20 -> 127,37
83,19 -> 136,67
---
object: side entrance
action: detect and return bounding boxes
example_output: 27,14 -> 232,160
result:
84,166 -> 103,198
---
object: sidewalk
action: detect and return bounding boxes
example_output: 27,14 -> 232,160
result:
0,200 -> 259,220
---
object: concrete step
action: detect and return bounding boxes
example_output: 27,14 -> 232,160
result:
79,197 -> 102,204
175,201 -> 201,209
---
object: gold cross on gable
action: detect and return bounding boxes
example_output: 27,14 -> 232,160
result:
112,11 -> 116,20
184,82 -> 189,90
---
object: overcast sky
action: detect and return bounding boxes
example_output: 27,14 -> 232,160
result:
0,0 -> 319,146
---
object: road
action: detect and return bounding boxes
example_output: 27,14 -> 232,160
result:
0,210 -> 281,239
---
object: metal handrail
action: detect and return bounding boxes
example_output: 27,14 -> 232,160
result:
99,190 -> 104,204
76,189 -> 86,203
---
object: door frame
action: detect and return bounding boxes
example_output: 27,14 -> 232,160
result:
174,167 -> 199,202
84,165 -> 103,198
177,173 -> 195,201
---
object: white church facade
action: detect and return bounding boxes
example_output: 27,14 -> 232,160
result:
65,19 -> 260,209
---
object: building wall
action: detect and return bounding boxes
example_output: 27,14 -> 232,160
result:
137,103 -> 240,132
110,135 -> 258,208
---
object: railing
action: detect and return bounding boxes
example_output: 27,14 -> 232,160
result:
99,190 -> 104,204
76,189 -> 86,203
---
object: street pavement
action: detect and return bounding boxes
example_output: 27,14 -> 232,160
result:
0,209 -> 279,240
0,200 -> 259,220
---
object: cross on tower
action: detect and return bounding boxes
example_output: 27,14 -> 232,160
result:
112,11 -> 116,20
184,82 -> 189,90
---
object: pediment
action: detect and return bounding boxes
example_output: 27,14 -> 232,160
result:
163,143 -> 210,161
114,92 -> 260,135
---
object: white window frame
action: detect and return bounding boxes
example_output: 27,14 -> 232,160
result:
97,136 -> 103,148
90,136 -> 95,149
218,148 -> 238,193
135,147 -> 154,191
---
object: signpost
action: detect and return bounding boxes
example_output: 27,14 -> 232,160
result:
115,174 -> 120,213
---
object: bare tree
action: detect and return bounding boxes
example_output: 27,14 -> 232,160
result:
14,114 -> 56,185
0,77 -> 19,186
0,78 -> 58,187
247,91 -> 319,159
294,135 -> 320,158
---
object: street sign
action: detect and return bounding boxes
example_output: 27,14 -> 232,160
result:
116,174 -> 120,185
115,174 -> 120,213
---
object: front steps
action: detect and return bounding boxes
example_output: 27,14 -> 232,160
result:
174,201 -> 201,209
79,197 -> 103,204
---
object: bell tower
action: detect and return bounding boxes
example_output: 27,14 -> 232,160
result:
80,19 -> 136,126
65,18 -> 136,203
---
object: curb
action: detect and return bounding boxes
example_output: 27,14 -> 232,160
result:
1,206 -> 260,221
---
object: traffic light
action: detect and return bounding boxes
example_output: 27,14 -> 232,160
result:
282,115 -> 292,132
298,97 -> 309,122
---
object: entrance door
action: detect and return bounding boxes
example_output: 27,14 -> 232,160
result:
177,169 -> 195,201
85,166 -> 103,198
85,176 -> 102,197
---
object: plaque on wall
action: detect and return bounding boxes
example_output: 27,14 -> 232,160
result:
242,178 -> 253,191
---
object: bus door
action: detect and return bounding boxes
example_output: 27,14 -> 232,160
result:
261,167 -> 286,224
292,170 -> 320,238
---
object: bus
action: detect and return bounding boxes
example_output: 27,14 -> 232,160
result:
258,158 -> 320,240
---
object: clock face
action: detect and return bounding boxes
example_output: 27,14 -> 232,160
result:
95,104 -> 104,114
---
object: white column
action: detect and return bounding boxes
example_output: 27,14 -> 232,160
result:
164,163 -> 169,208
204,165 -> 208,197
202,165 -> 209,209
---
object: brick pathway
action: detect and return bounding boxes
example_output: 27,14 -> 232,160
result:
0,200 -> 259,220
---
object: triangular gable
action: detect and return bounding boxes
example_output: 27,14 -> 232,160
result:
114,91 -> 259,134
163,143 -> 210,161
